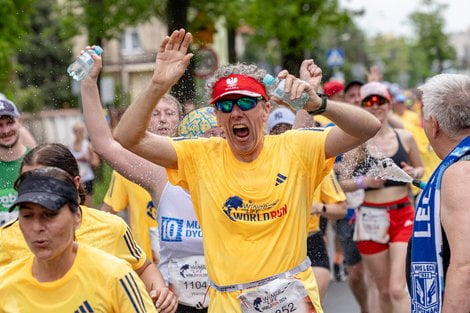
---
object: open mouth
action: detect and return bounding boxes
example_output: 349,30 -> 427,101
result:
233,124 -> 249,139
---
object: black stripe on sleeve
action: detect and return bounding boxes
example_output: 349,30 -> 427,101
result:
123,228 -> 143,261
119,275 -> 142,313
125,273 -> 146,313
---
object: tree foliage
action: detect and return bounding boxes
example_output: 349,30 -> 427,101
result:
241,0 -> 353,74
408,0 -> 456,85
60,0 -> 162,44
0,0 -> 34,94
16,0 -> 74,112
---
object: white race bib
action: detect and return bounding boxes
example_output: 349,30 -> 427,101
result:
168,256 -> 209,308
0,211 -> 18,227
354,206 -> 390,244
238,279 -> 308,313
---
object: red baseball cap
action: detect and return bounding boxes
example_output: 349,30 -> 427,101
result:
210,74 -> 268,104
323,80 -> 344,98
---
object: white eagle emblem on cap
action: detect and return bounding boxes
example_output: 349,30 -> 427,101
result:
226,77 -> 238,88
0,103 -> 4,110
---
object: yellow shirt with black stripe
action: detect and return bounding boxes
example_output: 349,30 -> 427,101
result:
166,128 -> 333,313
104,171 -> 157,259
308,170 -> 346,233
0,244 -> 156,313
0,206 -> 146,270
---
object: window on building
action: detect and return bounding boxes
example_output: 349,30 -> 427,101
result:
121,27 -> 142,55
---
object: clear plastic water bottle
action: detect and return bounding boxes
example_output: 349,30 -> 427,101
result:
67,46 -> 103,81
263,74 -> 309,110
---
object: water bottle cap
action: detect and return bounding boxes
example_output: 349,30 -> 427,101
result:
93,46 -> 104,55
263,74 -> 276,86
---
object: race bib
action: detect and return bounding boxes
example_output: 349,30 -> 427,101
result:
0,211 -> 18,227
149,227 -> 160,262
168,256 -> 209,308
353,206 -> 390,244
238,279 -> 308,313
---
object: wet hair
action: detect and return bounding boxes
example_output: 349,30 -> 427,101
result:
205,63 -> 267,103
14,167 -> 80,213
21,143 -> 86,205
161,93 -> 183,120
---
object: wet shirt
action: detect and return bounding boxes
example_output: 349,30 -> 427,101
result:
0,244 -> 156,313
166,128 -> 332,312
0,205 -> 146,270
104,171 -> 157,259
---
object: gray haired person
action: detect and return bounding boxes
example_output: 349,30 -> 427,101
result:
408,74 -> 470,313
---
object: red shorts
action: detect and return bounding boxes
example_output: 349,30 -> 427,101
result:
356,196 -> 414,255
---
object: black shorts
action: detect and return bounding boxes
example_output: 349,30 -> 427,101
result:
176,304 -> 208,313
307,231 -> 330,270
335,217 -> 362,266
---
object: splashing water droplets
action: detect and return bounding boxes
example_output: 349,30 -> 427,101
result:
369,158 -> 413,183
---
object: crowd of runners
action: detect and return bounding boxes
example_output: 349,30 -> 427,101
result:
0,28 -> 469,313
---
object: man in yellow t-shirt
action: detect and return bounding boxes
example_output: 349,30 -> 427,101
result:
103,171 -> 158,261
112,29 -> 381,313
307,171 -> 346,302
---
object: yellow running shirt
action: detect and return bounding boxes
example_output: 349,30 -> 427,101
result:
308,170 -> 346,233
0,244 -> 156,313
0,206 -> 146,270
167,128 -> 332,312
104,171 -> 157,258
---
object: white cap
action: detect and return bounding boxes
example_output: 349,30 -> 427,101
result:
267,107 -> 295,133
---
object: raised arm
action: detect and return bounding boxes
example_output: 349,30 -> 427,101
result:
113,29 -> 193,169
297,60 -> 381,158
80,49 -> 166,197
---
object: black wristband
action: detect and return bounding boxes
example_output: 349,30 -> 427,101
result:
308,93 -> 327,115
322,204 -> 327,213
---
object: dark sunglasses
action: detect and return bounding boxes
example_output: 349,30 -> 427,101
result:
215,96 -> 263,113
361,95 -> 388,108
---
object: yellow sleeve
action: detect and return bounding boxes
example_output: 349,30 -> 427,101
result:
104,171 -> 128,213
287,127 -> 334,188
0,227 -> 12,267
113,270 -> 157,313
319,171 -> 346,204
114,223 -> 147,270
166,137 -> 206,190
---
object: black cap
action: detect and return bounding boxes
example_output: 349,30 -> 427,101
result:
344,80 -> 365,93
0,99 -> 20,118
9,176 -> 78,212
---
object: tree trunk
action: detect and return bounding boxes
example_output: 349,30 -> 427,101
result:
227,27 -> 237,63
282,52 -> 303,77
281,38 -> 303,76
166,0 -> 195,103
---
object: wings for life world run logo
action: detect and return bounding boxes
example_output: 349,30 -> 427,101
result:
241,282 -> 292,312
222,196 -> 287,222
146,200 -> 157,220
179,261 -> 206,278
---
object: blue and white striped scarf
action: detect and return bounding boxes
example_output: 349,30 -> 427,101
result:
410,136 -> 470,313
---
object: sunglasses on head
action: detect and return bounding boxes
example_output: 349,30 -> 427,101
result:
215,96 -> 263,113
361,95 -> 388,108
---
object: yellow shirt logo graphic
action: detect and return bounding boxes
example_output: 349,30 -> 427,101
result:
222,196 -> 284,222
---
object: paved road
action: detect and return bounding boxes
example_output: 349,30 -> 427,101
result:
323,280 -> 361,313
